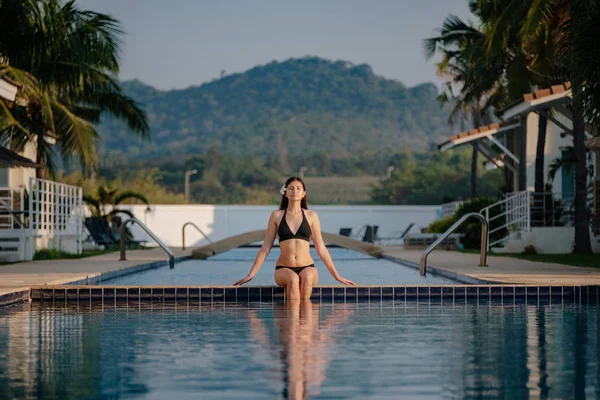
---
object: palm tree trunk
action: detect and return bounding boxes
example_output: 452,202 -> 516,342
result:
533,114 -> 548,227
519,118 -> 527,191
471,143 -> 478,198
471,102 -> 482,199
36,153 -> 45,180
571,83 -> 592,254
534,114 -> 547,193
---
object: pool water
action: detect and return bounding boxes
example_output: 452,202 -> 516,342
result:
0,301 -> 598,399
105,248 -> 451,285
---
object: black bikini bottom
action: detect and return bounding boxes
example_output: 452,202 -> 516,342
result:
275,264 -> 315,275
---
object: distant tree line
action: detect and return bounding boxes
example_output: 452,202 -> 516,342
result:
68,145 -> 505,205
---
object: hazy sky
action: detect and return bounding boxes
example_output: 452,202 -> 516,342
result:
76,0 -> 474,90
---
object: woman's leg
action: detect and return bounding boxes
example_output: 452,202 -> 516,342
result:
275,268 -> 300,300
298,267 -> 318,299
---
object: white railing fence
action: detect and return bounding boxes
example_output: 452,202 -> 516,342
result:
480,190 -> 531,250
29,177 -> 84,254
480,191 -> 585,250
440,200 -> 465,219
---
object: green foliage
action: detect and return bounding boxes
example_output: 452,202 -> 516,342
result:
454,197 -> 504,249
83,141 -> 515,205
83,185 -> 149,218
0,0 -> 148,175
58,169 -> 185,205
371,148 -> 505,205
33,248 -> 109,260
426,217 -> 456,235
95,57 -> 451,161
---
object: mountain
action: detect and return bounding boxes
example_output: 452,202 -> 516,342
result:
96,56 -> 452,162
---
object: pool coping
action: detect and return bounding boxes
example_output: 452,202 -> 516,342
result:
382,255 -> 495,284
0,255 -> 192,308
1,250 -> 595,307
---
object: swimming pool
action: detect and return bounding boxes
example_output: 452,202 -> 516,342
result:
1,300 -> 598,399
105,248 -> 451,285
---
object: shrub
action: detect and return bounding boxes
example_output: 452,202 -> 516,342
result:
34,249 -> 76,260
426,217 -> 457,234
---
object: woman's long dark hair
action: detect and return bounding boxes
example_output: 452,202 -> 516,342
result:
279,176 -> 308,210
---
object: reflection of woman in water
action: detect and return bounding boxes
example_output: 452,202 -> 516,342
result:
233,176 -> 355,299
248,299 -> 353,399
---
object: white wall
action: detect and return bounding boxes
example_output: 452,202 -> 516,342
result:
1,141 -> 37,190
524,111 -> 596,194
116,204 -> 440,248
8,142 -> 36,190
0,78 -> 18,101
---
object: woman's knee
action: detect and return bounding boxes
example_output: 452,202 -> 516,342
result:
299,268 -> 318,286
288,273 -> 300,286
275,269 -> 300,287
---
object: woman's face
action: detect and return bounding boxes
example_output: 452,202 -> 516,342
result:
286,180 -> 305,201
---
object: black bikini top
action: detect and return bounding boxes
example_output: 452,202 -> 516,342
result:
278,209 -> 312,243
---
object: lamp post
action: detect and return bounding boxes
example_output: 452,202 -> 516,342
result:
299,167 -> 307,179
184,169 -> 197,202
386,165 -> 396,179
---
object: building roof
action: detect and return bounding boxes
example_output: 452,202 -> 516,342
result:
438,120 -> 520,152
523,82 -> 571,102
586,136 -> 600,150
0,146 -> 40,168
499,82 -> 572,120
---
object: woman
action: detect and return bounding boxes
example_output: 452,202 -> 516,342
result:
233,176 -> 355,299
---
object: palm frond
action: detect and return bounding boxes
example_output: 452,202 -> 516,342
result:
82,195 -> 101,216
52,100 -> 98,172
113,190 -> 149,206
107,208 -> 135,219
521,0 -> 559,38
485,0 -> 532,53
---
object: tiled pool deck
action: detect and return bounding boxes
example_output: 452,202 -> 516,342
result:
1,246 -> 600,306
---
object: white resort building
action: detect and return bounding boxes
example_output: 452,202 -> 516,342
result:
438,83 -> 600,254
0,75 -> 83,262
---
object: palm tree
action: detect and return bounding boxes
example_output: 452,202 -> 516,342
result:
424,16 -> 485,198
423,10 -> 525,198
479,0 -> 594,253
0,0 -> 149,178
473,0 -> 564,196
83,185 -> 149,219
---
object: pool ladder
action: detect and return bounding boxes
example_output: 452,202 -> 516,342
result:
182,222 -> 213,250
120,217 -> 175,269
420,212 -> 488,276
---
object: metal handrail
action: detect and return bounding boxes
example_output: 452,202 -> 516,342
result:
182,222 -> 213,250
420,212 -> 488,276
120,217 -> 175,269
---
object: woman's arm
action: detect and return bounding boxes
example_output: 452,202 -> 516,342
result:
310,211 -> 356,286
233,211 -> 279,286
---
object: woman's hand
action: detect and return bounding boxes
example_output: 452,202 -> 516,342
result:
233,275 -> 253,286
335,275 -> 356,286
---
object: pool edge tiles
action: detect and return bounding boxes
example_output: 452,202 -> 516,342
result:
382,255 -> 494,284
29,284 -> 600,304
